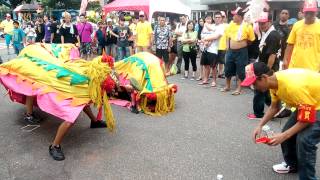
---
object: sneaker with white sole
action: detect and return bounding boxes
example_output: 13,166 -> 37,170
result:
273,162 -> 297,174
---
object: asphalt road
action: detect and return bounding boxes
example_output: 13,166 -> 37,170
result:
0,50 -> 319,180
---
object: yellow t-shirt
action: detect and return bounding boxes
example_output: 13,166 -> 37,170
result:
270,69 -> 320,110
0,20 -> 14,35
224,21 -> 255,42
287,20 -> 320,72
136,21 -> 153,47
218,23 -> 229,51
129,23 -> 137,36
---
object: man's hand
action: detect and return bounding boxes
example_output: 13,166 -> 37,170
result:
267,133 -> 287,146
252,126 -> 262,143
282,60 -> 289,70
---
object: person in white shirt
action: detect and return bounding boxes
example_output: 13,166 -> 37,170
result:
24,23 -> 36,44
200,12 -> 225,86
174,15 -> 187,74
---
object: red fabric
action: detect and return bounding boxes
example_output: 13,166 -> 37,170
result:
104,0 -> 150,18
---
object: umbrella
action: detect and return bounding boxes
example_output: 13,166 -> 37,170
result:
14,4 -> 40,12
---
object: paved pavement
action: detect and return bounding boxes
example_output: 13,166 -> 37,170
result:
0,47 -> 319,180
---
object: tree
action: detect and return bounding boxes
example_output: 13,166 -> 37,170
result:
8,0 -> 32,8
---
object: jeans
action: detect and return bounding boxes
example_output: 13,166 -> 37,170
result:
253,90 -> 271,118
105,44 -> 117,59
281,111 -> 320,180
117,46 -> 130,61
176,41 -> 183,72
183,51 -> 197,72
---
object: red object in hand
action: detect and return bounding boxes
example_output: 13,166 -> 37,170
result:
256,136 -> 271,144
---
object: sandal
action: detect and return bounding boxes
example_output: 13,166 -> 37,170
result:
196,77 -> 202,81
198,81 -> 209,85
231,91 -> 242,96
220,87 -> 231,92
211,82 -> 216,87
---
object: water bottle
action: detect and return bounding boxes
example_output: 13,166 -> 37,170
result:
262,125 -> 274,137
217,174 -> 223,180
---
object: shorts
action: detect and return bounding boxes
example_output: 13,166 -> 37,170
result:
156,49 -> 169,63
13,43 -> 24,55
200,51 -> 218,66
80,42 -> 92,55
224,47 -> 248,81
129,41 -> 134,47
5,34 -> 12,46
217,50 -> 226,64
169,44 -> 177,54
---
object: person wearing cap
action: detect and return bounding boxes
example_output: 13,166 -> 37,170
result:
283,0 -> 320,71
247,12 -> 281,120
221,7 -> 255,95
246,62 -> 320,179
105,18 -> 117,58
0,13 -> 14,54
135,11 -> 153,53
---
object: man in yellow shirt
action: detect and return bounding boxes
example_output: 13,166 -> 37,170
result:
221,7 -> 255,95
0,14 -> 14,54
135,11 -> 153,53
283,0 -> 320,72
242,62 -> 320,179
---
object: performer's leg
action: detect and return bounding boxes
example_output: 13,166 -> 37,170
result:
25,96 -> 35,115
83,105 -> 107,128
49,121 -> 73,161
24,96 -> 40,124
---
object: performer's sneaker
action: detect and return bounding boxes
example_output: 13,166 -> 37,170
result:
130,106 -> 139,114
272,162 -> 297,174
49,145 -> 65,161
247,113 -> 262,120
23,114 -> 40,124
90,120 -> 107,128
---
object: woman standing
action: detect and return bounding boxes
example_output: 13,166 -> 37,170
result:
60,12 -> 80,45
181,21 -> 198,80
35,17 -> 45,43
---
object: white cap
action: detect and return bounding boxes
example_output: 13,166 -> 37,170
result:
6,13 -> 11,17
139,11 -> 145,16
107,18 -> 112,22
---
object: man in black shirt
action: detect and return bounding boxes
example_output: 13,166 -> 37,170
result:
273,9 -> 290,62
50,15 -> 61,44
247,12 -> 281,120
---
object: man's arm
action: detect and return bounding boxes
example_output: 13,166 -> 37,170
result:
267,54 -> 277,69
253,100 -> 280,141
282,44 -> 294,69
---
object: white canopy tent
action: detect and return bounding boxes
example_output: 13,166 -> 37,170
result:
149,0 -> 192,18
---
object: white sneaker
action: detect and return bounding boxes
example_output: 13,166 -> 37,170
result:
272,162 -> 297,174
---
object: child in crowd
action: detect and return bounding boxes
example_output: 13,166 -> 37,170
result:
24,23 -> 36,44
12,21 -> 26,55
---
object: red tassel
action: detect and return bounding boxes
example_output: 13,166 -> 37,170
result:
96,106 -> 103,121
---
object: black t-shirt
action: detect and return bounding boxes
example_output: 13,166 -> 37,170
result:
273,21 -> 290,60
50,21 -> 61,43
60,24 -> 79,44
105,26 -> 117,45
258,30 -> 281,71
35,23 -> 45,42
113,25 -> 131,47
